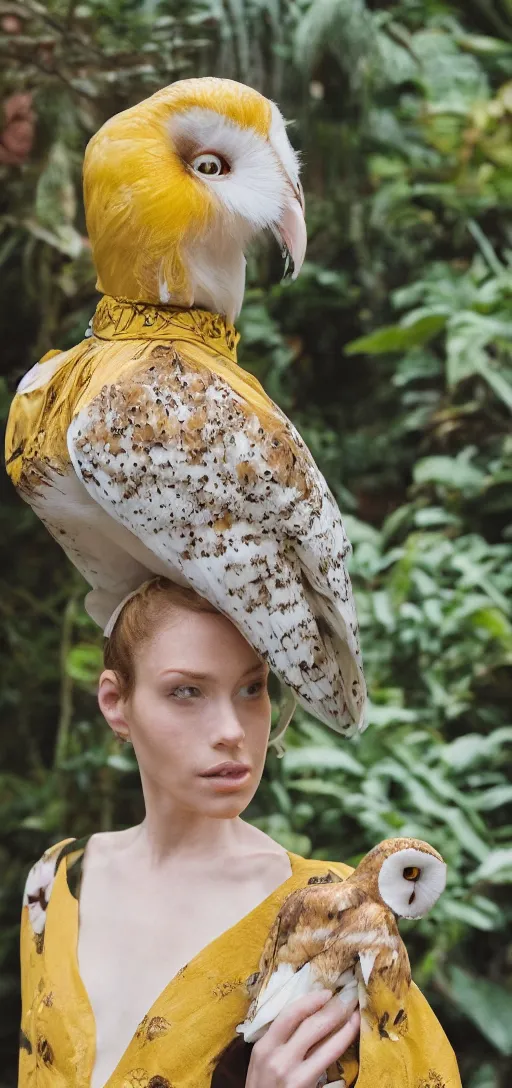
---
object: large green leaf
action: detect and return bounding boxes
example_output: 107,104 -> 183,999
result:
413,29 -> 490,112
344,314 -> 445,355
66,644 -> 102,688
35,142 -> 77,231
413,455 -> 486,493
471,849 -> 512,884
474,356 -> 512,411
446,967 -> 512,1055
441,897 -> 503,932
282,746 -> 365,776
472,785 -> 512,811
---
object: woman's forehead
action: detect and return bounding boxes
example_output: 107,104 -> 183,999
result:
137,606 -> 265,671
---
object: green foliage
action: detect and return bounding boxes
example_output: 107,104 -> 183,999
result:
1,0 -> 511,1085
447,968 -> 512,1056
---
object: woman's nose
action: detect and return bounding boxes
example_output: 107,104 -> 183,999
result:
214,700 -> 246,747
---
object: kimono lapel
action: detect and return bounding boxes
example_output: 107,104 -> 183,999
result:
99,851 -> 346,1088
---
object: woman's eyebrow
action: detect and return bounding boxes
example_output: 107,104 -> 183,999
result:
159,669 -> 210,680
242,662 -> 267,677
159,663 -> 266,680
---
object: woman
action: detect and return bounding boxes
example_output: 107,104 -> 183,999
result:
19,578 -> 460,1087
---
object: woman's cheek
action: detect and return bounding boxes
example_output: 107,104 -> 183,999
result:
132,693 -> 175,747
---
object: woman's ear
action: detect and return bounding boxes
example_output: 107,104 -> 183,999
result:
98,670 -> 131,742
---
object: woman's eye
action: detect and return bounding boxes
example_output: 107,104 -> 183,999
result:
170,686 -> 201,700
240,680 -> 265,698
191,153 -> 229,177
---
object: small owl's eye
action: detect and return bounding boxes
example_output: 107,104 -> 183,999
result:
403,866 -> 421,881
191,153 -> 229,178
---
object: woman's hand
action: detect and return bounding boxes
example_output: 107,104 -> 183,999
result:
245,989 -> 360,1088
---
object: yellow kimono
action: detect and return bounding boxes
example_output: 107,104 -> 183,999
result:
19,837 -> 461,1088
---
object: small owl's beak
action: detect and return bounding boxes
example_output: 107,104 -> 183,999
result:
273,185 -> 307,281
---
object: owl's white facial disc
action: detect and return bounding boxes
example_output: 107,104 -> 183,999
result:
167,106 -> 305,319
170,106 -> 293,231
378,847 -> 447,919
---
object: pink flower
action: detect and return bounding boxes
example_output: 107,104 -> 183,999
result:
0,92 -> 35,165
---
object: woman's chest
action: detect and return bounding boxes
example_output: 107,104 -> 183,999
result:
78,894 -> 237,1030
76,870 -> 285,1088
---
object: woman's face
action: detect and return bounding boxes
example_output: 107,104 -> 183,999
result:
99,606 -> 272,817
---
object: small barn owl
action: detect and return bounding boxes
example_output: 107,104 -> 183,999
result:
236,837 -> 447,1054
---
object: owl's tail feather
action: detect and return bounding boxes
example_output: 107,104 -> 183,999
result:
236,962 -> 322,1044
299,573 -> 365,733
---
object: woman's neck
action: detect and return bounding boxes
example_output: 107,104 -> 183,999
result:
126,811 -> 249,871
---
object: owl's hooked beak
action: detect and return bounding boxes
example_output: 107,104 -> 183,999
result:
273,184 -> 306,281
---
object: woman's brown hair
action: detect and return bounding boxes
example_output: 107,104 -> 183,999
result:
103,577 -> 219,698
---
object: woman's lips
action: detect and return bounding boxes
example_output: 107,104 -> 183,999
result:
199,769 -> 251,791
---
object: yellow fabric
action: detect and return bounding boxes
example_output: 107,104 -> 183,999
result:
5,295 -> 294,493
19,838 -> 461,1088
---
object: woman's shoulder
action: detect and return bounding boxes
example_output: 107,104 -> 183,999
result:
22,835 -> 90,931
23,836 -> 74,894
241,824 -> 354,883
295,853 -> 354,883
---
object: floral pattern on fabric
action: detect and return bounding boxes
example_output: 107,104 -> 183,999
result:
22,844 -> 62,951
36,1036 -> 54,1066
417,1074 -> 446,1088
121,1072 -> 149,1088
136,1015 -> 172,1043
212,978 -> 244,1000
120,1071 -> 173,1088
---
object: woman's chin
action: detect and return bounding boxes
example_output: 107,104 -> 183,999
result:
205,796 -> 249,817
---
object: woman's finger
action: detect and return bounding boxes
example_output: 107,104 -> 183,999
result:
300,1009 -> 360,1083
286,993 -> 358,1063
254,990 -> 333,1052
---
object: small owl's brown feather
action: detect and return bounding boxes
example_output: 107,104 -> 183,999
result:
263,880 -> 365,975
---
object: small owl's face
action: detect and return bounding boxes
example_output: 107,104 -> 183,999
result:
377,842 -> 447,919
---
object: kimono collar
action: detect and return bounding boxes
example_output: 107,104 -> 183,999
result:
91,295 -> 240,364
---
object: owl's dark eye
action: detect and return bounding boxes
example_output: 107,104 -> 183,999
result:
403,866 -> 421,881
192,153 -> 230,177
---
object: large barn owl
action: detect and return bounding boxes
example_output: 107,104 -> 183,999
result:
236,838 -> 447,1074
5,77 -> 365,736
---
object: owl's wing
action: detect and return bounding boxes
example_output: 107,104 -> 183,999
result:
5,343 -> 171,623
308,868 -> 345,885
237,879 -> 364,1041
67,343 -> 365,731
257,867 -> 347,978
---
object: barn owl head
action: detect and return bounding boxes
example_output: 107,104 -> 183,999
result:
83,77 -> 306,322
360,837 -> 447,920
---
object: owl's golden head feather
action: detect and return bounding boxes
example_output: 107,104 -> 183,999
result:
353,837 -> 446,920
83,77 -> 306,321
